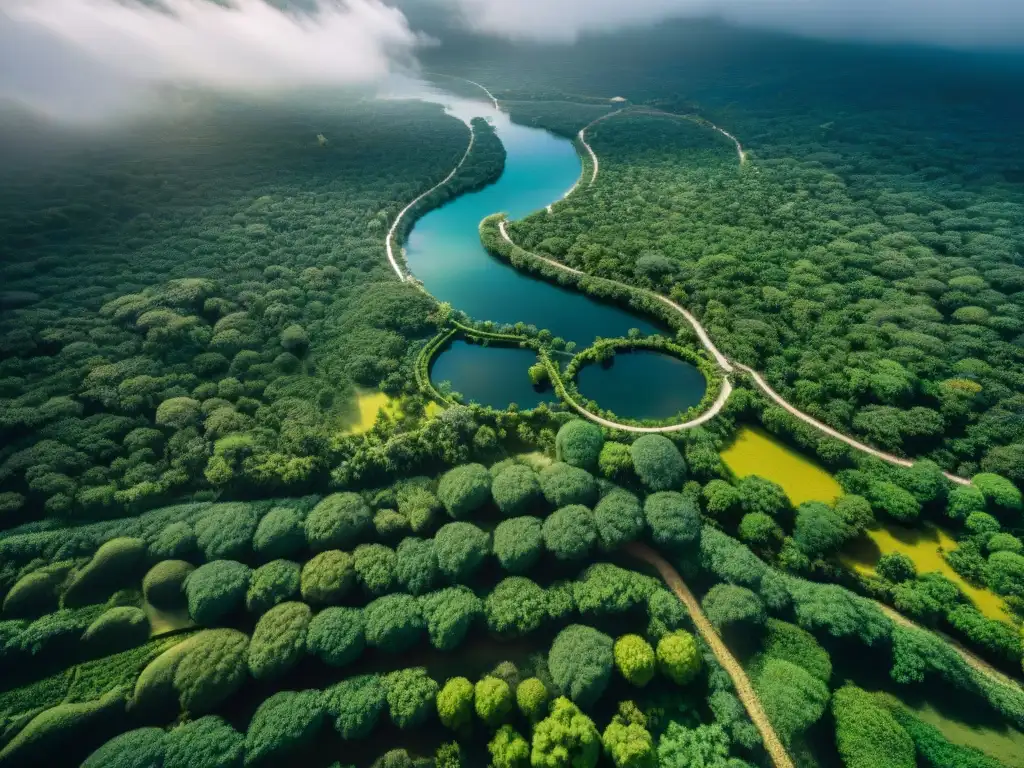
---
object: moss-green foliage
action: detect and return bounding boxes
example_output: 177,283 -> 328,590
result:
555,421 -> 604,471
438,464 -> 492,519
81,727 -> 166,768
598,442 -> 634,482
702,584 -> 766,632
753,658 -> 830,746
397,483 -> 442,535
793,501 -> 852,558
323,674 -> 386,740
419,586 -> 482,651
373,509 -> 410,542
0,687 -> 125,767
244,690 -> 324,766
614,635 -> 656,687
593,488 -> 644,551
130,629 -> 247,717
305,494 -> 372,552
572,563 -> 654,618
475,676 -> 513,728
656,722 -> 731,768
530,697 -> 600,768
656,630 -> 701,685
14,605 -> 105,657
394,537 -> 438,596
493,516 -> 544,573
353,544 -> 397,596
164,716 -> 244,768
489,724 -> 530,768
738,512 -> 783,548
306,606 -> 365,667
973,473 -> 1023,513
761,619 -> 831,682
437,676 -> 474,731
150,523 -> 197,561
890,707 -> 1003,768
643,492 -> 700,550
184,560 -> 251,626
300,550 -> 355,605
602,705 -> 655,768
987,550 -> 1024,597
82,606 -> 150,654
516,678 -> 550,721
252,507 -> 305,560
364,594 -> 424,653
542,505 -> 597,561
247,601 -> 310,681
247,559 -> 300,615
2,566 -> 69,618
629,436 -> 686,492
383,668 -> 438,729
645,588 -> 687,640
434,522 -> 490,582
64,537 -> 147,607
987,532 -> 1022,554
548,625 -> 613,709
877,552 -> 917,583
143,560 -> 194,610
539,463 -> 598,508
485,576 -> 549,638
832,685 -> 914,768
491,464 -> 543,517
194,505 -> 257,561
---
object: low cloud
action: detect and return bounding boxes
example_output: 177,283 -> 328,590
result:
0,0 -> 424,121
447,0 -> 1024,49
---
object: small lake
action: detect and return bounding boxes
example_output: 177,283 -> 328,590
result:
430,340 -> 558,410
400,86 -> 708,413
575,350 -> 707,421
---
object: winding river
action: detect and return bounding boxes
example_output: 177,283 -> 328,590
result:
400,89 -> 707,419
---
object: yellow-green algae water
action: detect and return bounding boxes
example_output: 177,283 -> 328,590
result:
721,426 -> 1008,621
340,391 -> 441,435
720,426 -> 842,505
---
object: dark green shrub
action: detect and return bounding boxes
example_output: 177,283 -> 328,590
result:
64,537 -> 148,607
832,685 -> 914,768
373,509 -> 410,542
280,324 -> 309,353
82,606 -> 150,654
383,668 -> 438,729
485,577 -> 548,638
150,522 -> 197,561
572,563 -> 653,618
657,722 -> 729,768
793,501 -> 850,558
353,544 -> 397,596
244,690 -> 324,766
542,505 -> 596,561
947,485 -> 987,521
555,420 -> 604,471
81,727 -> 166,768
738,512 -> 783,548
194,504 -> 258,561
184,560 -> 251,626
646,588 -> 687,640
419,586 -> 482,651
143,560 -> 194,610
761,619 -> 831,683
2,566 -> 69,618
629,436 -> 686,492
987,550 -> 1024,597
247,560 -> 300,614
643,492 -> 700,550
164,716 -> 244,768
0,688 -> 127,767
306,606 -> 365,667
834,494 -> 874,531
754,658 -> 830,746
248,602 -> 311,681
323,675 -> 385,740
988,532 -> 1023,554
539,463 -> 598,507
972,473 -> 1023,512
304,493 -> 371,551
434,522 -> 489,582
702,584 -> 766,632
548,625 -> 614,709
300,550 -> 355,605
364,594 -> 425,653
737,475 -> 788,517
877,553 -> 917,583
491,464 -> 543,517
593,488 -> 644,551
252,507 -> 305,560
438,464 -> 492,519
868,481 -> 921,522
395,537 -> 439,595
493,517 -> 543,573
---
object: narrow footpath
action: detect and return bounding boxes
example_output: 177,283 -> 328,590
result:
625,542 -> 795,768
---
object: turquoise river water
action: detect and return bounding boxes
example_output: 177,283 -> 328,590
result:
403,89 -> 707,419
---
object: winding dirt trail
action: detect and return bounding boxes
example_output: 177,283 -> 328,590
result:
625,542 -> 795,768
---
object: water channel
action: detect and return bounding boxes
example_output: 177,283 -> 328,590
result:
400,88 -> 707,420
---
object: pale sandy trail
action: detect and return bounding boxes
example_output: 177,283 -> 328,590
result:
626,542 -> 795,768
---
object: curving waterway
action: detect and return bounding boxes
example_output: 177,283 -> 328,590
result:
400,88 -> 707,419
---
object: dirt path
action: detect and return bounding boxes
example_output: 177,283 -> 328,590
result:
625,542 -> 795,768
